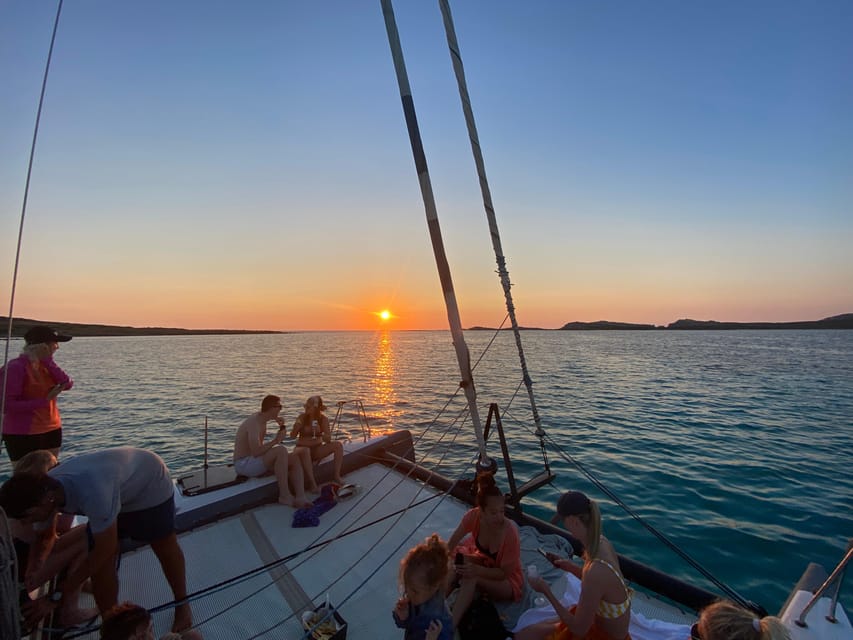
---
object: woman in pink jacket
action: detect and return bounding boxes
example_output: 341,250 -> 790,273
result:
1,326 -> 74,466
446,469 -> 523,629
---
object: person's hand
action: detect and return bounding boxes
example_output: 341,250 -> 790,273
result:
21,595 -> 56,628
425,619 -> 443,640
528,575 -> 549,593
394,597 -> 409,621
554,558 -> 574,572
47,384 -> 63,400
455,561 -> 479,579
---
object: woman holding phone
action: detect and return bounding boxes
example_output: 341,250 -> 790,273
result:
1,326 -> 74,466
446,470 -> 523,629
517,490 -> 632,640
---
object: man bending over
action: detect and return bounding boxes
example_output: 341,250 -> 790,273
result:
0,447 -> 193,633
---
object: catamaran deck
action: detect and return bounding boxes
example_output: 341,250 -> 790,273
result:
57,459 -> 698,639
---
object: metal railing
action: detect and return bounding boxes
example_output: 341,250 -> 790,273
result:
796,539 -> 852,627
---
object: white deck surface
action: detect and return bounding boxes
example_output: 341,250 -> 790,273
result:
65,462 -> 698,639
122,464 -> 465,639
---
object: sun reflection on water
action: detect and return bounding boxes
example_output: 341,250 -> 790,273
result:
371,330 -> 400,432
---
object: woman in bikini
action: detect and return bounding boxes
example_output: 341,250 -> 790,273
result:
445,470 -> 523,629
516,490 -> 631,640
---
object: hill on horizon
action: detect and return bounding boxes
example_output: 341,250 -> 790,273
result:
0,316 -> 283,338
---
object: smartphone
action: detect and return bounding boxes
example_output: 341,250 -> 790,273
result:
454,552 -> 464,566
537,547 -> 556,564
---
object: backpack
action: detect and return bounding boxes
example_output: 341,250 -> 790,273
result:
458,595 -> 511,640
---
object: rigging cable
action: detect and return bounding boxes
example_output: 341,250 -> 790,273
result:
501,406 -> 760,612
436,0 -> 550,472
91,391 -> 472,638
0,0 -> 65,452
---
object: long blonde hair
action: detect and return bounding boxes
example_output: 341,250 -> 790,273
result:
14,450 -> 58,475
700,601 -> 791,640
580,499 -> 602,560
22,343 -> 52,361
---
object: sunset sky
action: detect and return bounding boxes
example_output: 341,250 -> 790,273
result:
1,1 -> 851,331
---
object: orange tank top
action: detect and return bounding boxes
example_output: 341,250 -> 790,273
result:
23,360 -> 61,434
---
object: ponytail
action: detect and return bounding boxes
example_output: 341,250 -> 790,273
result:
699,600 -> 792,640
582,499 -> 602,560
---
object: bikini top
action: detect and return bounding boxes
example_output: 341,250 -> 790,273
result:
475,534 -> 498,560
593,559 -> 632,619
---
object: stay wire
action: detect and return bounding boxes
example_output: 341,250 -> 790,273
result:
205,410 -> 467,633
249,411 -> 469,639
501,407 -> 755,611
1,0 -> 64,449
131,391 -> 473,636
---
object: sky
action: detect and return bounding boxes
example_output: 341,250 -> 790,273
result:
1,1 -> 851,331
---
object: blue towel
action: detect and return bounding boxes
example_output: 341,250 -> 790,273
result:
292,484 -> 338,527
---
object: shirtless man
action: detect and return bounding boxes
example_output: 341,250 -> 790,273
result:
233,395 -> 313,508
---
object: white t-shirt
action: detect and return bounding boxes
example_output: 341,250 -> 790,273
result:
49,447 -> 174,534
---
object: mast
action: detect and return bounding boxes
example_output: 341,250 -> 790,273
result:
380,0 -> 491,468
436,0 -> 548,450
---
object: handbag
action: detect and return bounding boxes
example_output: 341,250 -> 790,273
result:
457,595 -> 511,640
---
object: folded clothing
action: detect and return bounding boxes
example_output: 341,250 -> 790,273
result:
292,484 -> 338,527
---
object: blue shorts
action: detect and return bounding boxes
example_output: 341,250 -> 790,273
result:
87,495 -> 176,546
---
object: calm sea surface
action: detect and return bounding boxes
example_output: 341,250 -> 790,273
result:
2,330 -> 851,613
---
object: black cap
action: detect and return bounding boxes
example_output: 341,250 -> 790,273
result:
24,326 -> 72,345
556,490 -> 591,518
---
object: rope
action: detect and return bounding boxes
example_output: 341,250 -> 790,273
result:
71,390 -> 474,639
500,407 -> 757,611
1,0 -> 65,452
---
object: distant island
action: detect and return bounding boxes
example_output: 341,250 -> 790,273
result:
0,316 -> 284,338
2,313 -> 851,337
471,313 -> 853,331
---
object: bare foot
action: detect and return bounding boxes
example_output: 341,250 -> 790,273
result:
173,602 -> 193,633
332,476 -> 344,486
295,497 -> 313,509
278,495 -> 297,507
59,606 -> 98,627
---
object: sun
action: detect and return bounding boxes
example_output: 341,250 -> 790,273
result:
373,309 -> 395,323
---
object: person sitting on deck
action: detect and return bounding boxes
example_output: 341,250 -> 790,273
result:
446,470 -> 523,630
692,600 -> 791,640
233,394 -> 314,507
9,450 -> 97,631
101,602 -> 203,640
290,395 -> 344,486
516,490 -> 632,640
0,447 -> 194,634
393,533 -> 454,640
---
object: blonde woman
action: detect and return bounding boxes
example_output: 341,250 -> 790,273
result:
1,326 -> 73,466
517,491 -> 631,640
692,600 -> 791,640
291,396 -> 344,486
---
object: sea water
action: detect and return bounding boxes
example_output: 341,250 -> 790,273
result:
1,329 -> 851,614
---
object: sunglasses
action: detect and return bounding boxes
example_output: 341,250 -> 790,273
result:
691,622 -> 702,640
